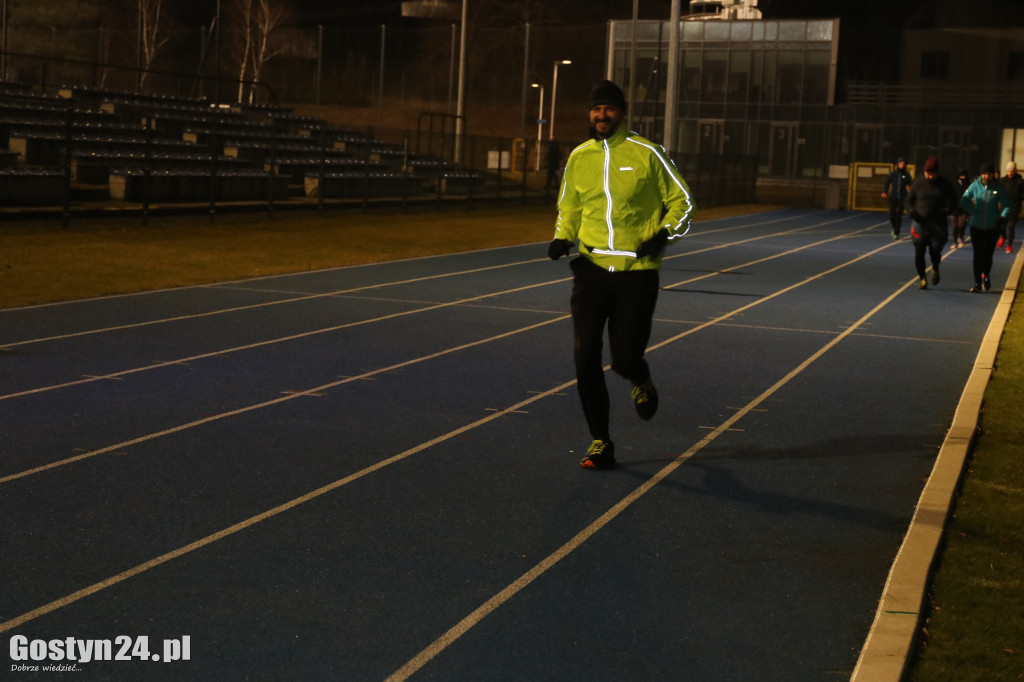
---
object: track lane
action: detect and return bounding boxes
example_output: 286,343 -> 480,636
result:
0,209 -> 1011,680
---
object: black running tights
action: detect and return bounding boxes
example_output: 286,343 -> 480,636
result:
970,226 -> 1000,285
570,257 -> 659,441
914,240 -> 942,280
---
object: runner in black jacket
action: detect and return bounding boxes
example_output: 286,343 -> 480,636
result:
951,168 -> 971,249
906,156 -> 956,289
882,157 -> 913,239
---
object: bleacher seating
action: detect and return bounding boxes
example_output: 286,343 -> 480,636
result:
0,168 -> 65,205
72,151 -> 249,185
305,171 -> 423,199
0,84 -> 505,208
109,169 -> 290,202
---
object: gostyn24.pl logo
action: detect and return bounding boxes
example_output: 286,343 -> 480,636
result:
9,635 -> 191,667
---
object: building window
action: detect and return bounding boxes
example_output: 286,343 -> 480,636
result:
1008,52 -> 1024,81
920,51 -> 949,80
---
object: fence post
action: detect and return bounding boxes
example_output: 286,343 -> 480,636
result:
521,138 -> 528,204
142,112 -> 152,225
208,118 -> 218,223
61,103 -> 72,229
317,126 -> 326,212
494,137 -> 502,202
267,117 -> 277,217
401,129 -> 410,212
362,125 -> 371,212
467,135 -> 476,208
435,151 -> 444,211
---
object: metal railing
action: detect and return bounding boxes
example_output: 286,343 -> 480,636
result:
843,80 -> 1024,107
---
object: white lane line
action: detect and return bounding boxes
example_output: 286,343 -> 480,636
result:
1,221 -> 889,482
1,215 -> 870,401
0,209 -> 799,316
0,280 -> 565,402
0,259 -> 545,349
385,261 -> 924,682
0,218 -> 907,636
0,210 -> 806,347
0,313 -> 571,486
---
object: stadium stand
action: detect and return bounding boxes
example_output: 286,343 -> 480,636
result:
0,85 -> 493,211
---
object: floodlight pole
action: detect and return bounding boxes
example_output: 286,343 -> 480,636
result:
549,60 -> 571,142
3,0 -> 9,81
627,0 -> 638,131
532,83 -> 544,172
664,0 -> 681,152
454,0 -> 468,164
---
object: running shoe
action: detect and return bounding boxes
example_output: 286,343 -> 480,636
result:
631,378 -> 659,420
918,278 -> 928,289
931,269 -> 940,285
982,274 -> 991,291
1007,245 -> 1014,254
970,284 -> 983,293
997,236 -> 1005,249
579,439 -> 616,470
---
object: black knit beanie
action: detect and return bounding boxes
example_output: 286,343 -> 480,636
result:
588,80 -> 627,112
980,161 -> 995,175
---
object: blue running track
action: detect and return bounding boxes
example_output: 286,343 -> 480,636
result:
0,208 -> 1013,680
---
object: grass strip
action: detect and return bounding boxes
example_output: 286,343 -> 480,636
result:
0,206 -> 558,309
0,204 -> 767,309
908,292 -> 1024,680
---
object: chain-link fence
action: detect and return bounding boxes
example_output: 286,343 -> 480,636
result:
1,84 -> 756,219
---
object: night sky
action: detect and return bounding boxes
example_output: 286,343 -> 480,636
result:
170,0 -> 1021,84
171,0 -> 1020,29
173,1 -> 847,29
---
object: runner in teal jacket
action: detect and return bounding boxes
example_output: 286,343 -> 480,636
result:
960,168 -> 1010,231
553,122 -> 695,273
960,161 -> 1011,292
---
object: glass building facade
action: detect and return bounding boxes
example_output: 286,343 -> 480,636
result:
609,19 -> 838,177
609,19 -> 1024,185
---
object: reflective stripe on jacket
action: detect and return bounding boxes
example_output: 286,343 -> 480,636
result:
554,125 -> 695,272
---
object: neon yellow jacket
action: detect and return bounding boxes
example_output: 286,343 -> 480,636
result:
554,125 -> 696,272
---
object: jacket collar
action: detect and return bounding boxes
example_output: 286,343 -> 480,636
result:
594,124 -> 630,147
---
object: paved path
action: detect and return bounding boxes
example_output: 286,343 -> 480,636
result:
0,209 -> 1014,680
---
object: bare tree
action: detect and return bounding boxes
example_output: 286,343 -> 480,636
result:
227,0 -> 292,104
229,0 -> 256,102
136,0 -> 171,90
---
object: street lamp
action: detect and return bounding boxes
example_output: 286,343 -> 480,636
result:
532,83 -> 544,172
549,59 -> 572,142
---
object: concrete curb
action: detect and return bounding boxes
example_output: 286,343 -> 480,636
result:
850,248 -> 1024,681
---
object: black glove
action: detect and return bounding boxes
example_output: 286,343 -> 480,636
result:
636,228 -> 670,259
547,238 -> 573,260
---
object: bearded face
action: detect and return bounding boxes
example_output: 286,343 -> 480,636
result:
589,104 -> 623,139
